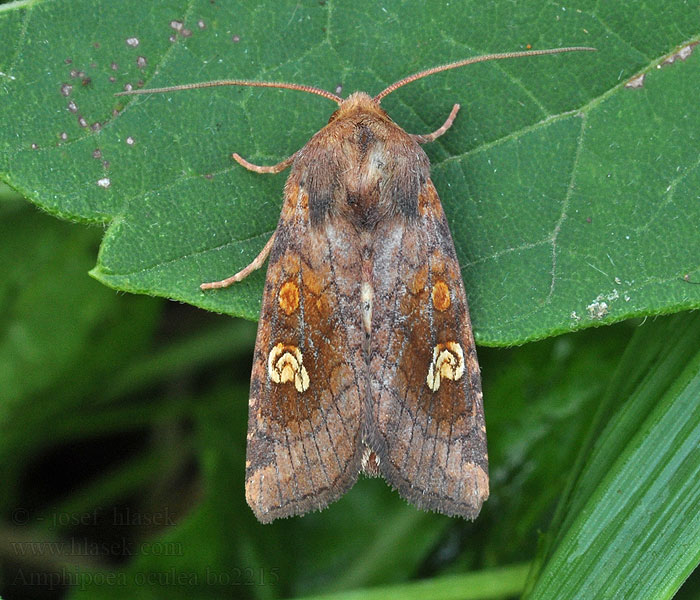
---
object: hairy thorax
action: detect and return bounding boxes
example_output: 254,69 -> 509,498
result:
291,92 -> 431,231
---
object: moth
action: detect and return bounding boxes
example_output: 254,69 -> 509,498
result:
119,46 -> 594,523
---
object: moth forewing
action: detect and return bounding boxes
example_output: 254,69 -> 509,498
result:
368,177 -> 488,519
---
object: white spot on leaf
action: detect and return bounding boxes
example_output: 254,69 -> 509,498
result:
586,301 -> 608,319
625,73 -> 645,89
660,42 -> 698,67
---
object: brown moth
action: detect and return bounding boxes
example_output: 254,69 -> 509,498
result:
118,46 -> 594,523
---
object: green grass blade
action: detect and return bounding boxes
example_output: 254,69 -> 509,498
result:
527,313 -> 700,598
296,562 -> 530,600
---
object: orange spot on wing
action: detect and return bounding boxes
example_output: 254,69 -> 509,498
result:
410,265 -> 429,294
279,281 -> 300,314
431,280 -> 451,311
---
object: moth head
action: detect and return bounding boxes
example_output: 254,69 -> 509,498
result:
326,91 -> 388,125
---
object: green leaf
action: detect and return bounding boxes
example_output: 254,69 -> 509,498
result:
294,562 -> 531,600
1,1 -> 698,344
524,312 -> 700,599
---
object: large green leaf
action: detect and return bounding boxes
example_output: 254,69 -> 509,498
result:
1,0 -> 698,344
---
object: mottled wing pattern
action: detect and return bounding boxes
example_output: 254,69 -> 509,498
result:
368,179 -> 488,519
245,181 -> 366,523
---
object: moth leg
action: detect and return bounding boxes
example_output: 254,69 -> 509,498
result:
200,232 -> 276,290
232,152 -> 296,174
201,150 -> 295,291
410,104 -> 460,144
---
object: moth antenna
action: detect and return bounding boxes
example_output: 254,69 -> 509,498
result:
115,79 -> 343,105
373,46 -> 597,102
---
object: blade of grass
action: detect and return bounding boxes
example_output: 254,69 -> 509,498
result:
527,313 -> 700,587
296,562 -> 530,600
526,313 -> 700,598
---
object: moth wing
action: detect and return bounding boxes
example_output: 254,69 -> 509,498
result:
245,182 -> 366,523
368,179 -> 488,519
